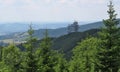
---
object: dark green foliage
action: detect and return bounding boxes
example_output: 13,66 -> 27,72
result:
1,45 -> 22,72
36,29 -> 68,72
0,61 -> 12,72
23,24 -> 37,72
36,29 -> 54,72
18,29 -> 99,59
53,29 -> 99,59
97,1 -> 120,72
69,37 -> 101,72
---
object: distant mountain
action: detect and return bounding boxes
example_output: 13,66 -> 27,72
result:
32,21 -> 103,39
0,22 -> 88,35
0,19 -> 120,41
0,21 -> 109,40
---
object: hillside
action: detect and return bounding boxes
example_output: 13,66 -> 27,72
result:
17,29 -> 100,59
33,21 -> 103,38
52,29 -> 99,58
0,21 -> 103,40
0,22 -> 85,35
0,19 -> 120,42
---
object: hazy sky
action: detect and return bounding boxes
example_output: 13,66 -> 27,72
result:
0,0 -> 120,22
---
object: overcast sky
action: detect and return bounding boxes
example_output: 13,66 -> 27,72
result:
0,0 -> 120,22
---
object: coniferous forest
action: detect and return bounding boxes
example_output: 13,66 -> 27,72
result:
0,1 -> 120,72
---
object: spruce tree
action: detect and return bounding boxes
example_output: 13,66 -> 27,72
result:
2,45 -> 22,72
98,1 -> 120,72
36,29 -> 68,72
36,29 -> 54,72
52,51 -> 68,72
69,37 -> 100,72
24,24 -> 37,72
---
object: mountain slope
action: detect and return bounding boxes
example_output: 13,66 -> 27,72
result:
17,29 -> 100,59
52,29 -> 100,58
0,19 -> 120,41
0,21 -> 102,40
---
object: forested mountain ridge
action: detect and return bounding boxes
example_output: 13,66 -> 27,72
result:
0,21 -> 102,40
52,29 -> 99,58
0,19 -> 120,41
17,29 -> 100,59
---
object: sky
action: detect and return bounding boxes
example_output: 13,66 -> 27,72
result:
0,0 -> 120,22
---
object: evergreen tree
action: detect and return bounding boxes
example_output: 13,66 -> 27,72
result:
36,29 -> 55,72
52,52 -> 68,72
1,45 -> 22,72
97,1 -> 120,72
23,24 -> 37,72
36,29 -> 68,72
69,37 -> 100,72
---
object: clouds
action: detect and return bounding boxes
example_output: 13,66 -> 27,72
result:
0,0 -> 113,9
78,0 -> 106,4
0,0 -> 107,5
0,0 -> 119,22
43,0 -> 107,4
0,0 -> 119,6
